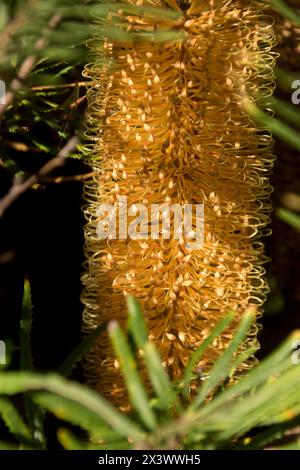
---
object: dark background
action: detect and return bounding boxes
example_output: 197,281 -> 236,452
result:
0,161 -> 86,371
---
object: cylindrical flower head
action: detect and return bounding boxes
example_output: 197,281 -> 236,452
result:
82,0 -> 275,407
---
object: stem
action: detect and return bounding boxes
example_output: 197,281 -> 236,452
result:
0,136 -> 79,217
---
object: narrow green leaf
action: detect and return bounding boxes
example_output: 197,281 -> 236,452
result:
108,321 -> 157,431
274,441 -> 300,450
180,355 -> 300,447
189,331 -> 300,422
0,373 -> 145,442
228,345 -> 259,378
101,27 -> 134,43
0,441 -> 21,450
267,96 -> 300,130
20,280 -> 45,448
191,310 -> 255,409
127,296 -> 176,409
216,366 -> 300,440
0,398 -> 32,445
0,3 -> 8,31
58,323 -> 106,377
20,280 -> 33,371
88,441 -> 132,450
183,311 -> 234,399
127,296 -> 148,345
33,392 -> 121,442
275,67 -> 300,92
137,29 -> 186,42
267,0 -> 300,27
143,343 -> 177,409
236,415 -> 300,450
57,428 -> 87,450
276,208 -> 300,232
244,99 -> 300,152
67,3 -> 183,22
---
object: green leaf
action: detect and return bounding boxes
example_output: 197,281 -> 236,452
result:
244,99 -> 300,152
108,320 -> 157,431
267,0 -> 300,27
275,67 -> 300,93
127,296 -> 148,345
58,323 -> 106,377
136,29 -> 186,42
57,428 -> 87,450
54,65 -> 75,77
127,296 -> 176,410
100,26 -> 134,43
0,3 -> 8,31
88,440 -> 132,450
216,366 -> 300,440
20,280 -> 45,448
20,280 -> 33,372
274,441 -> 300,450
227,345 -> 258,378
183,311 -> 234,399
0,441 -> 21,450
238,416 -> 300,450
267,96 -> 300,130
276,208 -> 300,232
33,392 -> 122,442
189,331 -> 300,422
190,309 -> 255,409
0,372 -> 145,442
66,3 -> 183,22
0,398 -> 32,446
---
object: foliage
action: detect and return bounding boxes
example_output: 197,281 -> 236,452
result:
0,295 -> 300,449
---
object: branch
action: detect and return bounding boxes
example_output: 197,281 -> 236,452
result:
31,82 -> 88,91
0,136 -> 79,217
39,171 -> 95,184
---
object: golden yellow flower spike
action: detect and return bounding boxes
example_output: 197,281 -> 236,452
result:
82,0 -> 276,407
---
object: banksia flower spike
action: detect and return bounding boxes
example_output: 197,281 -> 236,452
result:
82,0 -> 276,406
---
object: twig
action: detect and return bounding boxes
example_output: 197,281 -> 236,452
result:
70,95 -> 87,109
0,14 -> 62,116
39,171 -> 95,184
31,82 -> 89,91
0,136 -> 79,217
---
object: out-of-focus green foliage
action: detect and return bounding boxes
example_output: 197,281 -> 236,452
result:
0,295 -> 300,450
